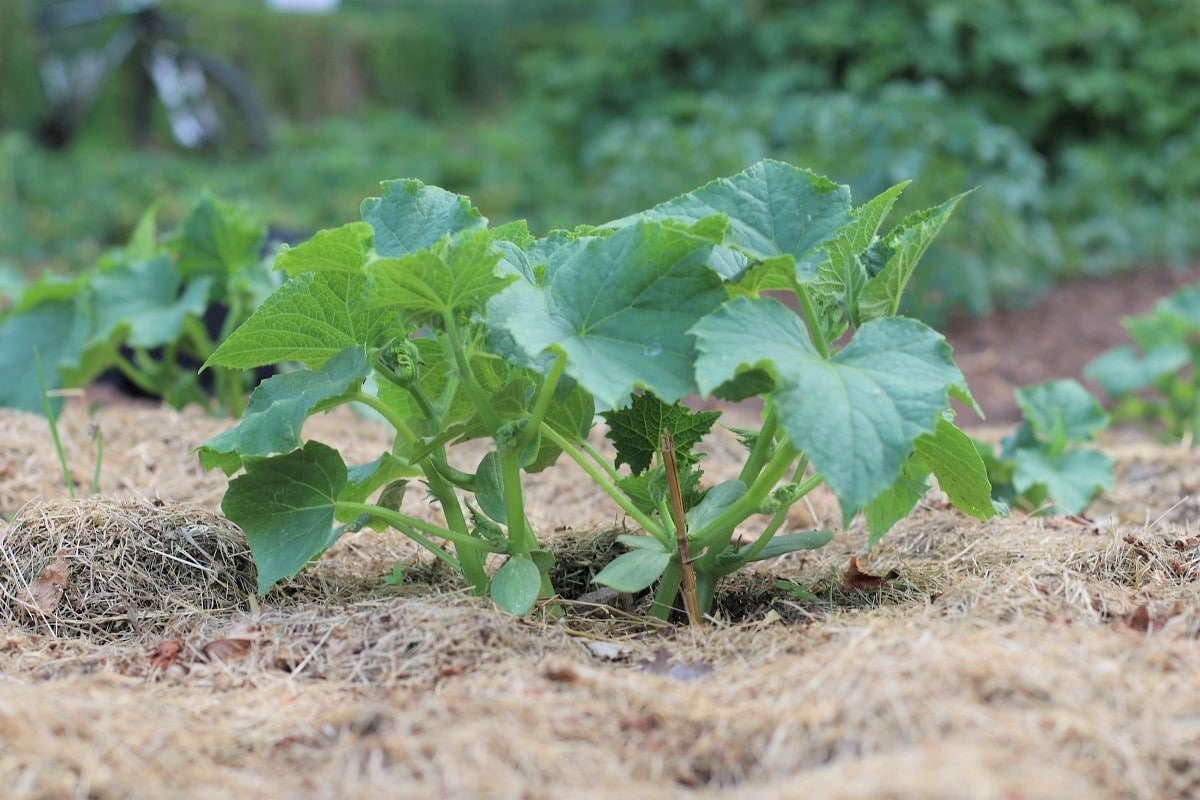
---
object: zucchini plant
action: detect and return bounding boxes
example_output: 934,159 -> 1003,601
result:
198,159 -> 997,620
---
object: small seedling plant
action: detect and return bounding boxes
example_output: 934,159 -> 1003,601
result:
199,159 -> 997,619
0,196 -> 277,416
1085,284 -> 1200,444
976,379 -> 1113,514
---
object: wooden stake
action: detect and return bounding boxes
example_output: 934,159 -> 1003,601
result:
661,431 -> 703,626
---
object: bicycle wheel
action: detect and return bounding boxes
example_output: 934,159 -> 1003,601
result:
135,46 -> 270,157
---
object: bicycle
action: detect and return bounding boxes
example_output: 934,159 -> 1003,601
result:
33,0 -> 270,156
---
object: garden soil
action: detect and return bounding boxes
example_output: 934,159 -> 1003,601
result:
3,264 -> 1200,799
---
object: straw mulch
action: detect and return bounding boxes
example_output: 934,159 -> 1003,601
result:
1,397 -> 1199,800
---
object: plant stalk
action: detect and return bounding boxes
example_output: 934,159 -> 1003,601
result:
662,431 -> 703,626
541,424 -> 668,544
792,281 -> 829,360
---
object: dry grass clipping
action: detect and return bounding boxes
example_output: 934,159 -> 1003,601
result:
3,404 -> 1200,798
0,496 -> 256,639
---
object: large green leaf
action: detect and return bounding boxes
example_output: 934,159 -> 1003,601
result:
858,192 -> 969,321
361,178 -> 486,257
601,393 -> 720,475
366,229 -> 514,322
222,440 -> 348,595
618,159 -> 854,285
89,256 -> 211,349
862,459 -> 930,546
197,346 -> 371,474
693,296 -> 962,519
498,221 -> 725,409
275,222 -> 374,277
0,289 -> 91,413
206,271 -> 403,369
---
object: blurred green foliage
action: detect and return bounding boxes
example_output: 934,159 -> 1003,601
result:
2,0 -> 1199,322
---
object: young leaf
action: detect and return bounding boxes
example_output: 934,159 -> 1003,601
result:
723,530 -> 835,565
366,229 -> 514,322
491,555 -> 541,616
499,221 -> 725,409
172,195 -> 265,280
1084,344 -> 1188,396
275,222 -> 374,277
693,296 -> 963,520
197,346 -> 371,474
593,548 -> 672,593
474,451 -> 509,523
207,271 -> 404,369
1012,446 -> 1114,515
601,393 -> 720,474
361,178 -> 486,257
912,416 -> 997,520
858,192 -> 970,320
221,440 -> 348,595
1015,379 -> 1109,443
684,479 -> 747,532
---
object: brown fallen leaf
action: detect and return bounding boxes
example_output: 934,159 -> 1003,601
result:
13,550 -> 70,617
1120,605 -> 1168,634
843,556 -> 899,592
148,639 -> 184,672
200,623 -> 266,663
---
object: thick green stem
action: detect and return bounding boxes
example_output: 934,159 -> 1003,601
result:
580,440 -> 623,483
443,315 -> 501,435
650,561 -> 684,620
541,424 -> 669,544
792,281 -> 830,360
693,438 -> 800,566
351,391 -> 418,449
349,389 -> 487,592
335,502 -> 497,554
516,350 -> 567,454
737,409 -> 780,486
423,466 -> 489,592
498,449 -> 533,555
720,470 -> 824,574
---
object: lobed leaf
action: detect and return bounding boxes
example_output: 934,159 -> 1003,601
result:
601,393 -> 720,475
1012,446 -> 1114,515
615,159 -> 854,285
498,220 -> 725,409
222,440 -> 348,595
858,192 -> 970,321
172,195 -> 265,281
366,229 -> 514,322
693,296 -> 964,520
197,346 -> 371,474
89,256 -> 212,349
361,178 -> 486,257
275,222 -> 374,277
1014,379 -> 1109,444
207,271 -> 405,370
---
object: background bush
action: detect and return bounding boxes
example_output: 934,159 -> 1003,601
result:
2,0 -> 1198,322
